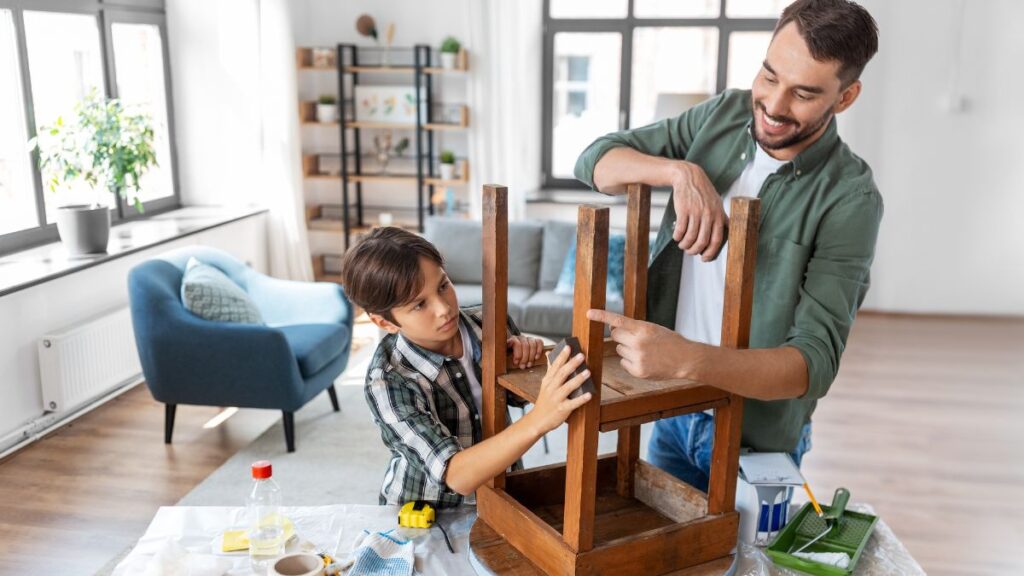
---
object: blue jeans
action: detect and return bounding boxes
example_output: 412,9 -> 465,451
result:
646,412 -> 812,492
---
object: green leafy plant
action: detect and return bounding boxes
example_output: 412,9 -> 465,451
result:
318,94 -> 338,105
393,137 -> 410,156
440,36 -> 461,54
440,150 -> 456,164
30,89 -> 157,213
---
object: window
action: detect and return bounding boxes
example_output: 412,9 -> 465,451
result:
0,10 -> 35,236
0,1 -> 178,256
542,0 -> 781,186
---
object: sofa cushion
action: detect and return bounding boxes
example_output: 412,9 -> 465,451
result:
180,257 -> 263,324
425,217 -> 544,289
519,290 -> 624,338
539,220 -> 577,291
553,234 -> 627,300
453,284 -> 533,328
277,323 -> 349,378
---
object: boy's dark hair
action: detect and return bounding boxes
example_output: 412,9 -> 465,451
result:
341,227 -> 444,324
775,0 -> 878,87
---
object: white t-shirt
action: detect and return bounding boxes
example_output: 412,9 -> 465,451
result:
674,145 -> 786,345
456,321 -> 483,416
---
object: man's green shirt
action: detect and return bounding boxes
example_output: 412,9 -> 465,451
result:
575,89 -> 883,452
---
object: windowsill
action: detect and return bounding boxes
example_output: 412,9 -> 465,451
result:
0,205 -> 268,298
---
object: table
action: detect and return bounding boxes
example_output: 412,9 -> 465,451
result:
113,503 -> 924,575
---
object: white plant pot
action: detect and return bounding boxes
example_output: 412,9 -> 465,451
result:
55,204 -> 110,256
439,163 -> 455,180
316,104 -> 338,123
440,52 -> 457,69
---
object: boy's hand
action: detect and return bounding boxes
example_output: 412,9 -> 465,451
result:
526,346 -> 593,435
507,335 -> 544,369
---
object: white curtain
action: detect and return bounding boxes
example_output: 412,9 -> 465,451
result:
168,0 -> 311,280
465,0 -> 543,221
256,0 -> 313,280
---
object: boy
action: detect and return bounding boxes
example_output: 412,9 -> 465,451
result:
342,227 -> 592,507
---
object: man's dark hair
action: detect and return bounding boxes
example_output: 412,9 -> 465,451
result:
775,0 -> 878,87
341,227 -> 444,324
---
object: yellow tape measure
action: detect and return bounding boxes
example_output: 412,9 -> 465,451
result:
398,500 -> 436,529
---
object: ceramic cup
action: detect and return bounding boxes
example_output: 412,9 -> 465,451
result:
269,553 -> 324,576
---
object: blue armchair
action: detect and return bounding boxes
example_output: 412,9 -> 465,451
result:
127,246 -> 354,452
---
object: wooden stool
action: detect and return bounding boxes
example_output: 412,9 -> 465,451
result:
473,184 -> 760,575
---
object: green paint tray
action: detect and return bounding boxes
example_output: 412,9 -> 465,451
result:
765,501 -> 878,576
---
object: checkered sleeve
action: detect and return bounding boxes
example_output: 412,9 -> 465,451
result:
364,368 -> 463,490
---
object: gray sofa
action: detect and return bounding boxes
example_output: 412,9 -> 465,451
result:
424,217 -> 623,339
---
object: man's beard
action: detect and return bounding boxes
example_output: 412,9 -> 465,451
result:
751,101 -> 834,151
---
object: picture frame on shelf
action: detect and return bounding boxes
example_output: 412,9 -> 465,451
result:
354,85 -> 426,124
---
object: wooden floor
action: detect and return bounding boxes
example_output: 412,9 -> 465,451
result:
0,313 -> 1021,575
0,388 -> 280,575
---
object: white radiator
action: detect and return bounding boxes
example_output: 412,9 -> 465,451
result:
38,307 -> 142,413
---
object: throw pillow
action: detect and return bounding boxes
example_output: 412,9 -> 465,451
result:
553,234 -> 627,301
180,257 -> 263,324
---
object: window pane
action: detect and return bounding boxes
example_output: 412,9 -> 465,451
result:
550,0 -> 627,19
0,10 -> 38,235
634,0 -> 719,18
726,0 -> 790,18
552,33 -> 621,179
23,11 -> 108,219
727,31 -> 773,89
112,22 -> 174,204
630,27 -> 717,129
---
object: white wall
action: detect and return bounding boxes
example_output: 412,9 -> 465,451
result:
839,0 -> 1023,315
289,0 -> 1024,316
0,214 -> 267,445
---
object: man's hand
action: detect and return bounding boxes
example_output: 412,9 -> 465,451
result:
587,309 -> 696,380
671,161 -> 727,262
507,335 -> 544,369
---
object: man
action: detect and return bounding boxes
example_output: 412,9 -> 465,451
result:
574,0 -> 881,491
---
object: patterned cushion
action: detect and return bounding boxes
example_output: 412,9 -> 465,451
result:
553,234 -> 627,301
180,257 -> 263,324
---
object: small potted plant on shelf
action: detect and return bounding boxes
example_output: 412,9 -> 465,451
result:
393,137 -> 410,157
30,89 -> 157,256
439,150 -> 456,180
440,36 -> 461,69
316,94 -> 338,123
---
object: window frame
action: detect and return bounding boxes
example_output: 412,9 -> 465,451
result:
0,0 -> 178,256
541,0 -> 778,189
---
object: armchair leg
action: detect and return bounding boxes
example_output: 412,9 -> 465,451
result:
283,411 -> 296,453
327,385 -> 340,412
165,404 -> 177,444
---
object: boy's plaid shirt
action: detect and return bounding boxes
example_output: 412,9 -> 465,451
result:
364,305 -> 525,508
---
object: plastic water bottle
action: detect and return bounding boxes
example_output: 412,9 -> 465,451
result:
247,460 -> 285,572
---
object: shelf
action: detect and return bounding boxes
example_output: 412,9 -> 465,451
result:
344,66 -> 416,74
311,253 -> 344,284
347,121 -> 417,130
349,174 -> 418,184
423,67 -> 468,75
424,123 -> 467,132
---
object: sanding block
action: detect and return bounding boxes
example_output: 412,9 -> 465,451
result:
547,336 -> 596,399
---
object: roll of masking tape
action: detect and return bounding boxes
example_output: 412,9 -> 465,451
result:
270,553 -> 324,576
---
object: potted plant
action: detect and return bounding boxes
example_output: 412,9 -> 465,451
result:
30,89 -> 157,256
392,137 -> 410,158
316,94 -> 338,123
439,150 -> 456,180
440,36 -> 461,69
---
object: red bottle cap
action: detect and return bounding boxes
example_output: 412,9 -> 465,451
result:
252,460 -> 273,479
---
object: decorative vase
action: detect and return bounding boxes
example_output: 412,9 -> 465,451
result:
373,133 -> 393,174
55,204 -> 110,256
316,104 -> 338,123
440,52 -> 457,69
439,162 -> 455,180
